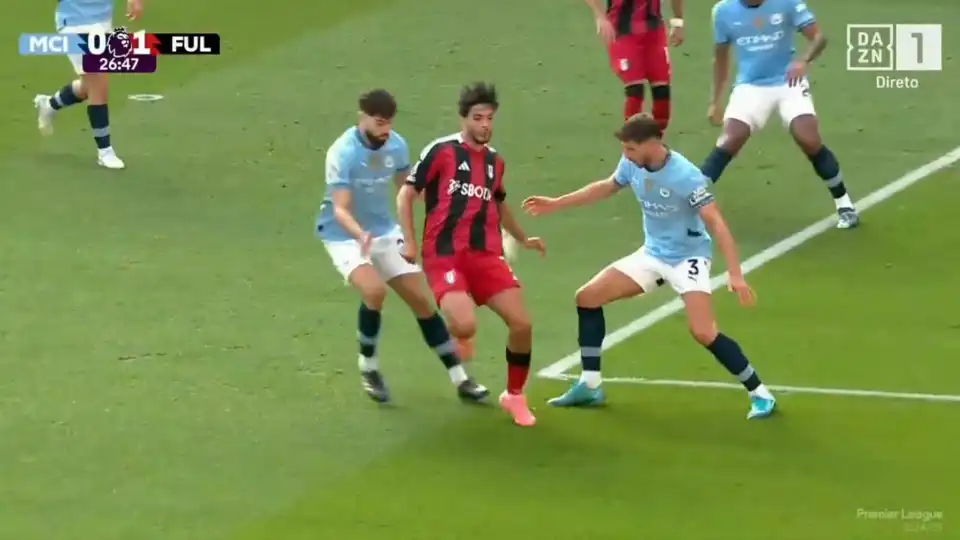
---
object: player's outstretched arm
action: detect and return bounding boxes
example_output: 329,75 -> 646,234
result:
522,176 -> 621,216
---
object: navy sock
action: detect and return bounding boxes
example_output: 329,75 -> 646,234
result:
701,147 -> 734,184
49,83 -> 83,110
86,104 -> 111,150
705,333 -> 761,391
577,306 -> 605,372
808,145 -> 847,199
417,313 -> 460,369
357,303 -> 382,361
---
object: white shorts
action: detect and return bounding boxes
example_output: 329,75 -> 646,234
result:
57,20 -> 111,75
724,81 -> 815,132
610,248 -> 712,295
323,227 -> 420,282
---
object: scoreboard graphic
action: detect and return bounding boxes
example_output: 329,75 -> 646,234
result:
19,27 -> 221,73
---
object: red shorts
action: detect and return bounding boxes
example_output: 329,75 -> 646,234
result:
607,27 -> 671,85
422,251 -> 520,306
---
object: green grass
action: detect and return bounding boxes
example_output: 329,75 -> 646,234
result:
0,0 -> 957,539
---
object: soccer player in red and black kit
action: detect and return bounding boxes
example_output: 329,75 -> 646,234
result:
584,0 -> 685,134
396,82 -> 546,427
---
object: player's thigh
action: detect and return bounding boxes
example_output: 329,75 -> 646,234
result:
423,258 -> 476,336
575,265 -> 648,308
485,287 -> 532,336
464,253 -> 520,308
59,21 -> 111,76
607,35 -> 647,84
643,27 -> 671,84
670,258 -> 718,345
724,84 -> 778,132
594,249 -> 667,303
778,80 -> 817,129
377,251 -> 433,318
371,231 -> 422,282
323,240 -> 387,302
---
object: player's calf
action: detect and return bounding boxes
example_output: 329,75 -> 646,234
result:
701,120 -> 750,184
650,84 -> 671,135
682,292 -> 776,419
624,83 -> 645,120
789,116 -> 858,228
81,73 -> 124,169
348,266 -> 389,402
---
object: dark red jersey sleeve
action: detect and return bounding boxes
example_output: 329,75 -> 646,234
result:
407,143 -> 447,193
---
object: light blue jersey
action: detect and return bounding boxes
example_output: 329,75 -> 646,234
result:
316,127 -> 410,242
712,0 -> 816,86
614,150 -> 715,265
56,0 -> 113,29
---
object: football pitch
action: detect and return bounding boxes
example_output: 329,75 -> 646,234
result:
1,0 -> 958,539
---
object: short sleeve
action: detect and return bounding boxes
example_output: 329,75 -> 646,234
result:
681,168 -> 716,210
407,143 -> 443,193
790,0 -> 815,30
712,3 -> 729,44
613,156 -> 633,187
392,133 -> 411,173
325,146 -> 352,189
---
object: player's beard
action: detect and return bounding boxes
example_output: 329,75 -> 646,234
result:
364,130 -> 389,149
468,128 -> 491,146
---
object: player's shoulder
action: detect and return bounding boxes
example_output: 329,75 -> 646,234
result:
386,130 -> 408,149
666,151 -> 707,182
417,133 -> 461,159
327,128 -> 362,160
711,0 -> 735,19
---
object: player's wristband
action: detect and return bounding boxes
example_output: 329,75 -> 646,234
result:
670,18 -> 684,28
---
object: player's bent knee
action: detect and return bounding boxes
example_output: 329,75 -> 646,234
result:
574,286 -> 604,309
507,315 -> 532,340
689,324 -> 719,346
440,294 -> 477,339
446,315 -> 477,341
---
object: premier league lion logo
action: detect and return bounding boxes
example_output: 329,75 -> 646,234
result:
107,27 -> 133,58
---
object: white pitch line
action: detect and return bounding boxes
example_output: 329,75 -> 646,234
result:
538,146 -> 960,379
544,374 -> 960,403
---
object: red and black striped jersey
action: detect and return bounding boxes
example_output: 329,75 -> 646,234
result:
606,0 -> 663,36
406,134 -> 507,258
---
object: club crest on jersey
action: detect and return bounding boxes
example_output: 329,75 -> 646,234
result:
659,187 -> 671,198
770,13 -> 783,25
383,156 -> 394,169
487,165 -> 494,179
444,270 -> 457,284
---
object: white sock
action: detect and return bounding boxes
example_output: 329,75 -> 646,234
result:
750,383 -> 774,400
580,370 -> 602,389
834,193 -> 853,209
448,365 -> 468,385
358,355 -> 379,372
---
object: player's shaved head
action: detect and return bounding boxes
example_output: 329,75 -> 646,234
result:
615,113 -> 661,144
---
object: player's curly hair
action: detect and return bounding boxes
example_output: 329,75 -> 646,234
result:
358,89 -> 397,119
458,82 -> 499,117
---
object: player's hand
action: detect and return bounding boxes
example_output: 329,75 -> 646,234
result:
399,238 -> 418,264
359,232 -> 374,258
126,0 -> 143,20
787,61 -> 808,87
521,196 -> 560,216
728,275 -> 756,307
707,102 -> 724,127
669,24 -> 685,47
522,237 -> 546,258
595,16 -> 616,45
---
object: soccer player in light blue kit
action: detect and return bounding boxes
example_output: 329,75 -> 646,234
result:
523,114 -> 776,419
318,89 -> 488,404
702,0 -> 859,229
33,0 -> 142,169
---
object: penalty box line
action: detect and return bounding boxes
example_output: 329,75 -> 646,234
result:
542,374 -> 960,403
537,146 -> 960,380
